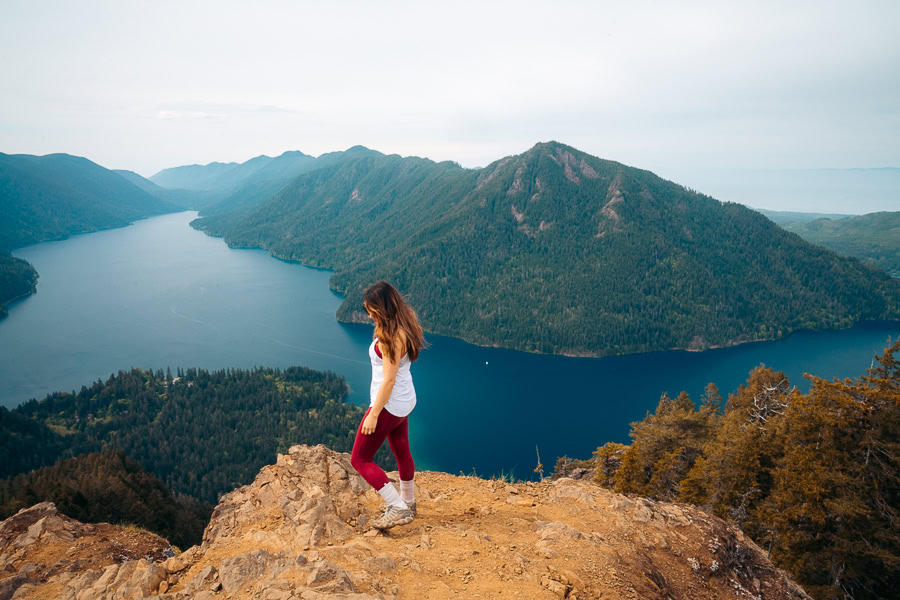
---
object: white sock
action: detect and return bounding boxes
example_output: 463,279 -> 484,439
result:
399,478 -> 415,504
377,482 -> 409,509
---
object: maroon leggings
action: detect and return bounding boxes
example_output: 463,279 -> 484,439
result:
350,406 -> 415,490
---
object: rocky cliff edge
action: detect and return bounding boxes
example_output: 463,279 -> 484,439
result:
0,443 -> 811,600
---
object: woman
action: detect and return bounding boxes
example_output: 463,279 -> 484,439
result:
350,280 -> 428,529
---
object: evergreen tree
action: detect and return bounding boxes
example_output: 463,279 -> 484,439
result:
756,341 -> 900,600
615,390 -> 717,500
679,366 -> 791,536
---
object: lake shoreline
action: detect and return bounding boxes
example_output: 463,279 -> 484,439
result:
188,215 -> 900,363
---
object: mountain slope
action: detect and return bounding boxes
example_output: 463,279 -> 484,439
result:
149,160 -> 253,191
0,449 -> 212,551
149,150 -> 330,217
0,152 -> 177,250
781,212 -> 900,276
198,150 -> 320,217
192,141 -> 900,357
114,169 -> 217,210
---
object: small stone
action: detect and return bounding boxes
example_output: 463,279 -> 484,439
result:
365,554 -> 397,572
541,574 -> 568,598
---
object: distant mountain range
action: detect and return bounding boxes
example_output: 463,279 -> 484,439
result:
664,166 -> 900,214
753,208 -> 852,225
145,150 -> 332,217
762,211 -> 899,277
188,141 -> 900,357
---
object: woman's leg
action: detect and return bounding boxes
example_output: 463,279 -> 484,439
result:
350,406 -> 403,490
386,414 -> 414,481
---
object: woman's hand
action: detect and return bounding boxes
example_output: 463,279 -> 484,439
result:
361,411 -> 379,435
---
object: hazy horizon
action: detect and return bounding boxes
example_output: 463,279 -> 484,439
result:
2,0 -> 898,213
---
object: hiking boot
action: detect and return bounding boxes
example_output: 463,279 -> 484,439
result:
371,504 -> 414,529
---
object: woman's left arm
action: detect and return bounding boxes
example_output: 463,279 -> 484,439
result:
361,339 -> 400,434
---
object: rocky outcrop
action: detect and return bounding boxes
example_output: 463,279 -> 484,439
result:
0,500 -> 174,600
1,444 -> 812,599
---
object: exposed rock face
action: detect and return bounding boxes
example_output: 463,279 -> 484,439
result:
1,443 -> 812,599
0,500 -> 174,600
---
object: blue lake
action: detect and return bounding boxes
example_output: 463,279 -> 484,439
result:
2,210 -> 897,481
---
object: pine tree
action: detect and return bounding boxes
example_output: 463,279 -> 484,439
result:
592,442 -> 627,488
679,366 -> 791,537
615,390 -> 718,500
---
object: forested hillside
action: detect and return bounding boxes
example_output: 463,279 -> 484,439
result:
0,152 -> 176,250
148,149 -> 334,218
0,449 -> 212,550
192,141 -> 900,357
1,365 -> 391,504
0,152 -> 180,319
114,168 -> 216,210
552,339 -> 900,600
781,211 -> 900,277
0,251 -> 38,318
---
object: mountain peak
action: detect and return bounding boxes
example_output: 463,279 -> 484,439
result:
2,444 -> 812,599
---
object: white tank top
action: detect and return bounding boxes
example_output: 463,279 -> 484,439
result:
369,337 -> 416,417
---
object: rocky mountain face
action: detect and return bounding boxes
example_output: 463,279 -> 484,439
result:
0,444 -> 811,600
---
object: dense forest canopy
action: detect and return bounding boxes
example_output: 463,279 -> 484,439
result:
2,365 -> 391,504
0,449 -> 212,550
779,211 -> 900,277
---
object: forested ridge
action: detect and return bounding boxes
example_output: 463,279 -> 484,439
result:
1,365 -> 391,505
191,141 -> 900,358
553,339 -> 900,600
780,211 -> 900,277
0,152 -> 176,250
0,449 -> 212,550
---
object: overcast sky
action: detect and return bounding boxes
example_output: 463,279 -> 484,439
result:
1,0 -> 898,211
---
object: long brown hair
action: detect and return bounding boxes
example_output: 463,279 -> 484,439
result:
362,281 -> 428,362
